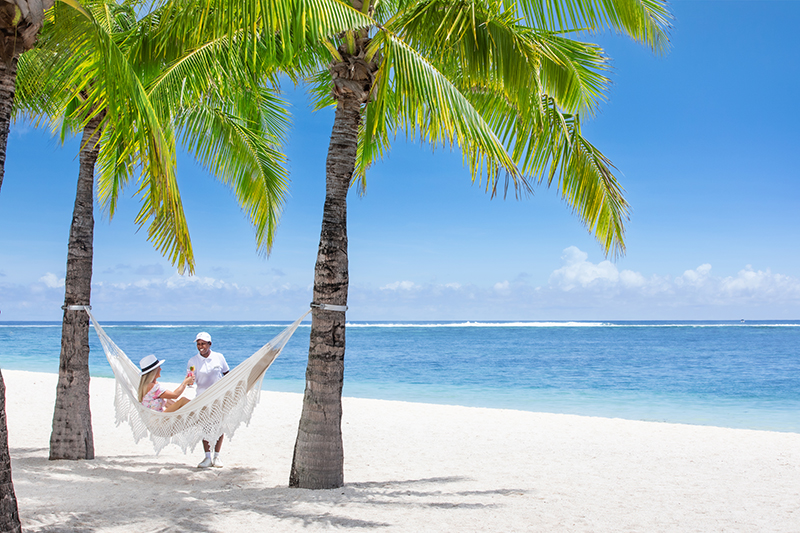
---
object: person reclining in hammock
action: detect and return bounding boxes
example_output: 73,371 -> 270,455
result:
138,354 -> 195,412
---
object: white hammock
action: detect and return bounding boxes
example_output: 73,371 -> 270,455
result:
86,308 -> 309,454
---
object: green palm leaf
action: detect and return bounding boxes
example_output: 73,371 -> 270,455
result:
175,87 -> 291,254
18,0 -> 317,273
363,28 -> 524,195
518,0 -> 672,54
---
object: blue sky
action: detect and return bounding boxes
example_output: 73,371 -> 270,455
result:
2,0 -> 799,321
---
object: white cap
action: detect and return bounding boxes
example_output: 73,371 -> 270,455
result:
195,331 -> 212,343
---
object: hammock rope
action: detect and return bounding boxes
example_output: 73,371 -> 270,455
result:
85,308 -> 310,454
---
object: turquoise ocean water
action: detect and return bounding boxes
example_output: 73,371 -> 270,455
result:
1,320 -> 798,433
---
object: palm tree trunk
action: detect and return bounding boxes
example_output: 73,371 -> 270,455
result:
289,96 -> 361,489
0,32 -> 24,533
49,114 -> 103,461
0,370 -> 21,533
0,59 -> 17,198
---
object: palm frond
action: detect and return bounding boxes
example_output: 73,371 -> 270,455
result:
175,87 -> 291,254
365,28 -> 524,197
354,92 -> 395,193
471,89 -> 627,256
394,0 -> 610,116
41,0 -> 194,272
519,0 -> 672,54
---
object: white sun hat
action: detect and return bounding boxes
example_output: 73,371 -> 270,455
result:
139,354 -> 165,375
195,332 -> 212,343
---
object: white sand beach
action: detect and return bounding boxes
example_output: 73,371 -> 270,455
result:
4,369 -> 800,532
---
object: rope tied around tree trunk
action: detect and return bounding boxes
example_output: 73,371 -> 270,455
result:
310,302 -> 348,312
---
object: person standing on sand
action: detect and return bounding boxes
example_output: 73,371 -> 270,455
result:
187,331 -> 230,468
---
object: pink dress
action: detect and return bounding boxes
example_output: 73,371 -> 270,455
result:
141,382 -> 167,411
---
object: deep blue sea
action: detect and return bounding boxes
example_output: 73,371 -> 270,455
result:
1,320 -> 799,433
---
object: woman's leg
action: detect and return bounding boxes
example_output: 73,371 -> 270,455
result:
164,397 -> 190,412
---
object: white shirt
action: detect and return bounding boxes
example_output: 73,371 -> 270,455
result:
187,350 -> 230,395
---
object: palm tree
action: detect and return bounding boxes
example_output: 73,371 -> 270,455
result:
0,370 -> 20,532
286,0 -> 672,489
5,0 -> 373,471
16,0 -> 294,460
0,1 -> 54,528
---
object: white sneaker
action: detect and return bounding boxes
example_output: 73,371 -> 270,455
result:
212,456 -> 223,468
197,457 -> 213,468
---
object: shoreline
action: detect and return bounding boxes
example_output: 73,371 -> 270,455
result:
4,366 -> 800,435
4,320 -> 800,435
5,369 -> 800,532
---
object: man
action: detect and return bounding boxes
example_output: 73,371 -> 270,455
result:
187,331 -> 230,468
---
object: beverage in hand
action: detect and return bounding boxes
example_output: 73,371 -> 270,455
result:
187,366 -> 195,387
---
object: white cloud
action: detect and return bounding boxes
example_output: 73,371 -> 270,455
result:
676,264 -> 713,286
549,246 -> 645,291
1,273 -> 312,321
719,266 -> 799,299
619,270 -> 647,288
39,272 -> 65,288
4,247 -> 800,321
540,248 -> 800,316
380,281 -> 418,291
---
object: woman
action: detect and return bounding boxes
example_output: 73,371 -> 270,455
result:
137,354 -> 194,412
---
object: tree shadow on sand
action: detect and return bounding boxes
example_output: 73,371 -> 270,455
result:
12,450 -> 529,532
